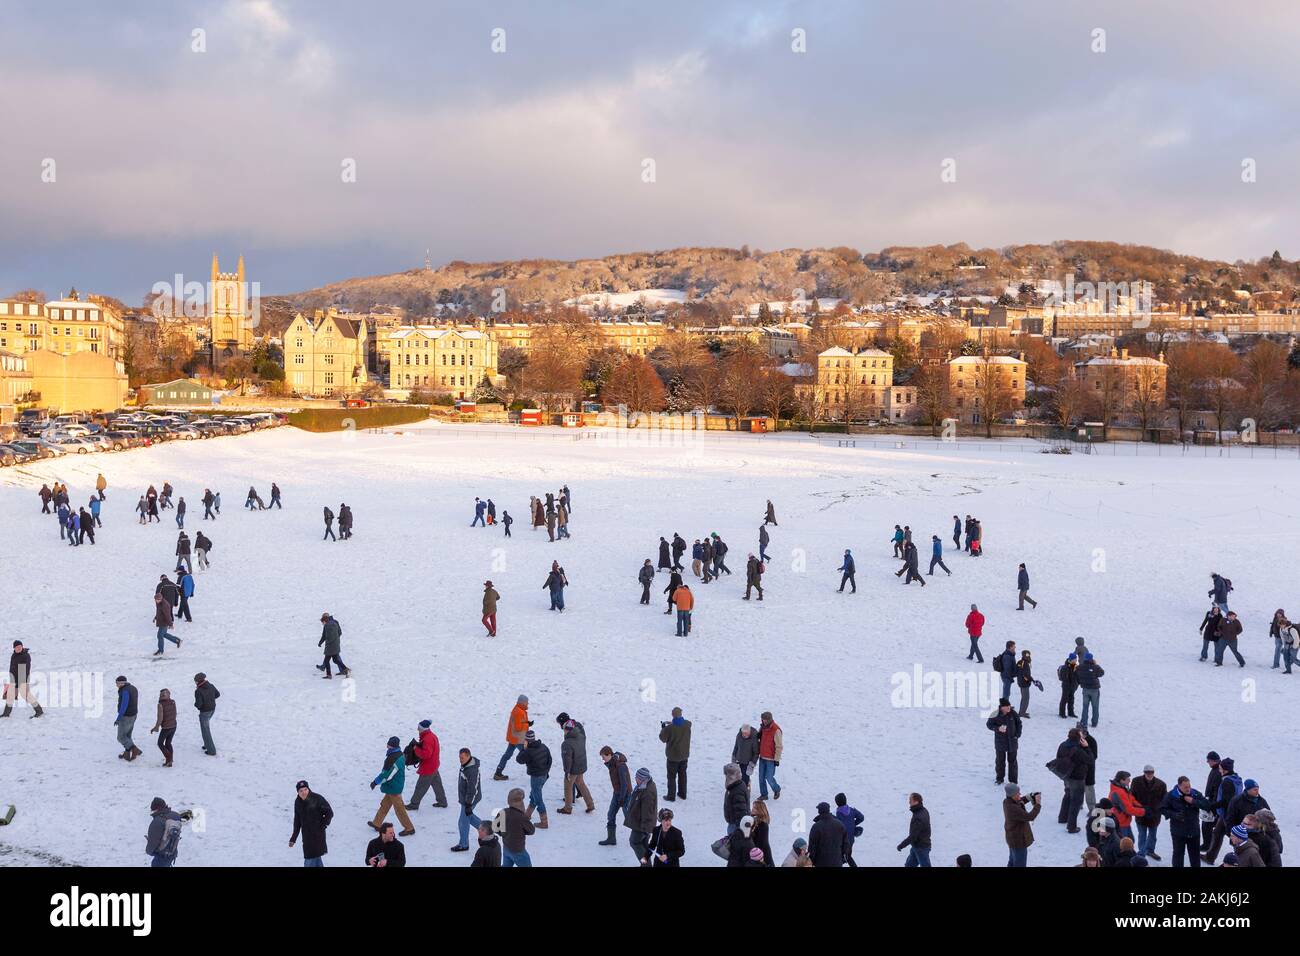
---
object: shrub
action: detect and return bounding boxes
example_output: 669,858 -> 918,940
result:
288,405 -> 430,432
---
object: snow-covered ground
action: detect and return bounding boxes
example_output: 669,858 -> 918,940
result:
0,422 -> 1294,867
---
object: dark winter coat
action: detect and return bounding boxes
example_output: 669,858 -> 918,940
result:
808,811 -> 847,867
732,730 -> 760,768
658,540 -> 672,568
502,804 -> 534,854
291,791 -> 334,859
471,834 -> 501,868
624,780 -> 658,832
726,829 -> 756,868
194,680 -> 219,713
638,564 -> 655,587
986,709 -> 1022,751
1200,611 -> 1222,641
663,571 -> 683,596
605,752 -> 632,799
1210,574 -> 1231,604
648,824 -> 685,867
746,558 -> 763,586
1017,568 -> 1030,590
1003,796 -> 1042,849
458,757 -> 482,809
365,836 -> 406,867
1130,775 -> 1168,826
1058,661 -> 1080,692
1160,788 -> 1211,840
515,741 -> 553,779
658,717 -> 692,761
995,649 -> 1018,681
176,536 -> 190,556
560,721 -> 588,775
116,682 -> 139,719
1077,660 -> 1104,689
896,804 -> 930,850
8,649 -> 31,684
319,617 -> 342,656
1056,738 -> 1093,782
724,779 -> 750,825
1015,659 -> 1034,688
1219,618 -> 1243,643
1226,792 -> 1271,829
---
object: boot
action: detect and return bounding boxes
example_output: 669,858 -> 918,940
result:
556,806 -> 573,815
130,746 -> 143,760
599,825 -> 618,846
0,706 -> 11,718
492,772 -> 509,781
31,704 -> 43,718
536,813 -> 549,829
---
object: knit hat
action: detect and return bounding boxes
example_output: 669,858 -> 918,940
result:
295,780 -> 309,790
115,675 -> 127,683
1067,653 -> 1076,661
1084,652 -> 1094,661
386,736 -> 400,748
11,640 -> 20,648
1231,824 -> 1249,841
1207,751 -> 1220,761
816,801 -> 831,814
749,846 -> 765,862
635,767 -> 651,784
1244,779 -> 1258,791
1101,817 -> 1117,831
1220,757 -> 1235,773
524,730 -> 537,741
998,698 -> 1011,708
555,712 -> 570,726
418,719 -> 432,730
517,694 -> 528,705
1004,783 -> 1020,798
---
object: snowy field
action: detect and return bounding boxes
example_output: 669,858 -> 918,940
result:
0,421 -> 1295,867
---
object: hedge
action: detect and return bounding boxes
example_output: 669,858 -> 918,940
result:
288,406 -> 431,432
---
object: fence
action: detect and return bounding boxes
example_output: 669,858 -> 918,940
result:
811,435 -> 1300,459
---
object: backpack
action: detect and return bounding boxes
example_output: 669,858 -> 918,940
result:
156,815 -> 183,863
403,740 -> 420,767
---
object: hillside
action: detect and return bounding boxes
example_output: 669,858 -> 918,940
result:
267,241 -> 1300,322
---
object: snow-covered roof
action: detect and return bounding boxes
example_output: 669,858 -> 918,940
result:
949,355 -> 1025,365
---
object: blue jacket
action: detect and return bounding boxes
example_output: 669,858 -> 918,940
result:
180,574 -> 194,598
932,539 -> 942,558
1214,774 -> 1243,819
838,553 -> 855,573
892,529 -> 904,543
475,501 -> 486,516
58,504 -> 69,521
835,805 -> 864,846
1160,787 -> 1210,839
1017,568 -> 1029,590
89,498 -> 101,515
1077,660 -> 1104,689
692,543 -> 704,560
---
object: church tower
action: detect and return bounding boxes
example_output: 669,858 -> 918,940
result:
209,254 -> 253,367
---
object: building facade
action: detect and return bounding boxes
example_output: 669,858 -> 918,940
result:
808,346 -> 896,420
384,326 -> 498,398
283,310 -> 370,397
1072,347 -> 1168,424
209,254 -> 256,367
947,353 -> 1028,425
139,378 -> 216,406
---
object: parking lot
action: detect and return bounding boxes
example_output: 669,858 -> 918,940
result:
0,410 -> 288,466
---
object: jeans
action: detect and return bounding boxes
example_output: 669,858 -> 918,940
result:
1275,637 -> 1283,668
1136,823 -> 1158,857
303,857 -> 324,867
1285,646 -> 1297,673
156,628 -> 180,653
1000,677 -> 1013,701
528,775 -> 548,815
606,792 -> 630,828
665,759 -> 687,800
1171,833 -> 1201,868
928,556 -> 950,574
549,589 -> 565,611
157,726 -> 175,762
1215,639 -> 1245,667
472,514 -> 485,527
1007,847 -> 1028,867
839,571 -> 855,592
116,715 -> 136,752
676,610 -> 691,636
502,847 -> 532,867
758,758 -> 780,798
1059,780 -> 1085,828
905,847 -> 931,867
199,710 -> 216,755
1080,688 -> 1100,726
496,743 -> 520,775
967,636 -> 983,662
457,805 -> 481,847
324,526 -> 336,540
1200,637 -> 1211,661
176,514 -> 184,529
151,854 -> 174,867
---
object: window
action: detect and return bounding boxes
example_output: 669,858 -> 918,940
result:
294,354 -> 304,365
325,373 -> 334,386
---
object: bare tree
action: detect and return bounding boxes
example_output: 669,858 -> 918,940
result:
911,362 -> 952,435
601,355 -> 667,420
716,344 -> 766,427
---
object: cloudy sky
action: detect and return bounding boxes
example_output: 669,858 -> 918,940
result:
3,0 -> 1299,301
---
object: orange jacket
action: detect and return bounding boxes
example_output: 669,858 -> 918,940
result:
1108,782 -> 1146,828
673,586 -> 694,611
506,703 -> 529,744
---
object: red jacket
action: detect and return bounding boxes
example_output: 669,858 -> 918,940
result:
1108,782 -> 1146,828
414,729 -> 440,775
965,611 -> 985,637
759,721 -> 783,761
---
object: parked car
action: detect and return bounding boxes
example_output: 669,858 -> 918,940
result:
80,434 -> 113,451
171,425 -> 201,440
0,446 -> 18,466
49,436 -> 96,454
13,439 -> 66,458
0,443 -> 37,464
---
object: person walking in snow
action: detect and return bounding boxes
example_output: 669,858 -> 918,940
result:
145,797 -> 186,867
658,707 -> 691,801
556,713 -> 595,815
837,549 -> 856,593
153,593 -> 181,657
450,748 -> 483,853
486,499 -> 496,526
987,697 -> 1022,785
194,531 -> 212,570
516,730 -> 553,829
1199,605 -> 1223,661
78,507 -> 95,545
135,495 -> 148,526
638,559 -> 655,605
501,788 -> 535,867
556,502 -> 570,540
1,640 -> 43,718
338,503 -> 352,539
1208,572 -> 1232,614
88,494 -> 102,528
175,531 -> 192,574
1214,611 -> 1245,667
691,539 -> 703,578
662,569 -> 683,615
148,688 -> 177,767
700,537 -> 714,583
543,562 -> 568,611
1077,653 -> 1104,726
194,672 -> 219,757
481,581 -> 500,637
757,711 -> 782,800
928,535 -> 951,576
369,735 -> 415,836
1015,650 -> 1042,717
598,746 -> 633,846
712,534 -> 732,576
175,568 -> 194,623
175,496 -> 186,529
965,603 -> 985,662
1017,563 -> 1037,610
471,497 -> 486,527
502,510 -> 512,537
406,720 -> 448,811
114,676 -> 141,762
545,507 -> 556,542
758,524 -> 771,562
764,500 -> 777,526
316,612 -> 350,678
202,489 -> 215,521
744,554 -> 764,601
995,641 -> 1017,701
39,484 -> 52,514
895,792 -> 928,867
952,514 -> 962,549
626,767 -> 658,866
270,483 -> 282,509
95,473 -> 107,501
322,506 -> 336,541
289,780 -> 333,866
657,537 -> 672,572
671,533 -> 686,571
891,524 -> 905,558
899,540 -> 926,586
494,695 -> 531,780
